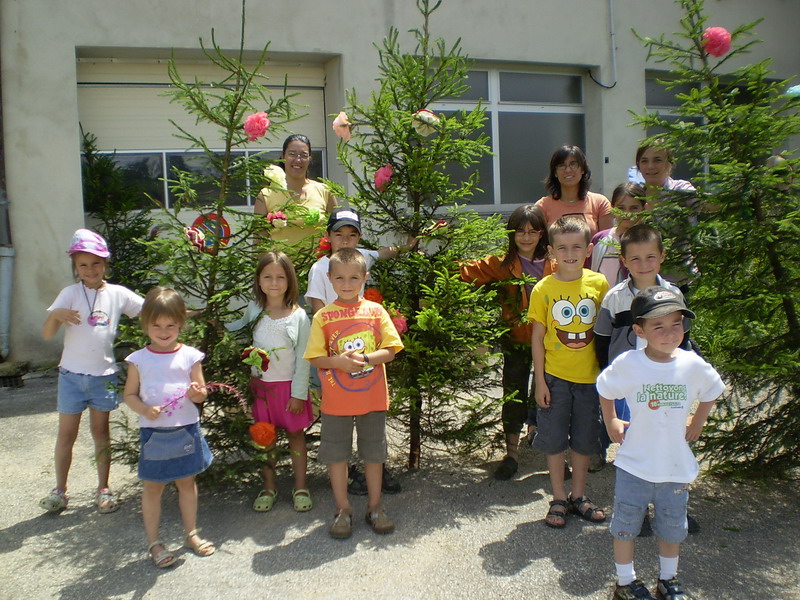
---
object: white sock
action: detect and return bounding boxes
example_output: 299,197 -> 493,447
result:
659,555 -> 679,581
615,562 -> 636,586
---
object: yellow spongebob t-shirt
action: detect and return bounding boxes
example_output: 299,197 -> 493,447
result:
304,299 -> 404,416
527,269 -> 609,384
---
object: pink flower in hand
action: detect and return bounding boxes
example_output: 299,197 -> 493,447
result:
244,112 -> 270,141
702,27 -> 732,58
332,111 -> 352,142
374,164 -> 394,192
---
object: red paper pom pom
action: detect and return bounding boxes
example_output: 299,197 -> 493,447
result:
249,422 -> 277,447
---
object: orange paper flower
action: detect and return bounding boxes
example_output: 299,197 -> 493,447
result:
363,288 -> 384,303
249,422 -> 277,448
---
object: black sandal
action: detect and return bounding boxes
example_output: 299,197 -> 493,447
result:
545,499 -> 568,528
568,495 -> 606,523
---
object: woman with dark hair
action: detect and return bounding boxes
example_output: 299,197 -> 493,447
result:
461,205 -> 552,479
536,145 -> 613,235
255,134 -> 338,249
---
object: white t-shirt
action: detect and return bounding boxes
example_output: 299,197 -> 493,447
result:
48,282 -> 143,376
596,348 -> 725,483
125,344 -> 205,428
304,248 -> 379,306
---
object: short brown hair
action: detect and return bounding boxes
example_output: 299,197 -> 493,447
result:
140,287 -> 186,330
548,215 -> 591,246
253,251 -> 299,309
611,182 -> 646,208
328,247 -> 367,274
620,224 -> 663,256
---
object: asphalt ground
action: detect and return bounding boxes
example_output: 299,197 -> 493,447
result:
2,371 -> 799,600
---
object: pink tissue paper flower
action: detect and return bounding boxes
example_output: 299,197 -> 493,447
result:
374,164 -> 393,192
332,111 -> 352,142
244,112 -> 270,141
391,314 -> 408,335
702,27 -> 731,58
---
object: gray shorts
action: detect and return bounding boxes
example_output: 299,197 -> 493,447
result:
532,373 -> 601,456
610,467 -> 689,544
318,411 -> 387,464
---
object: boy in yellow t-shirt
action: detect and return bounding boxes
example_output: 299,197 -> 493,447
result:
528,216 -> 609,529
304,248 -> 403,539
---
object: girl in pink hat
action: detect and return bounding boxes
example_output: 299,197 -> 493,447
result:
39,229 -> 143,514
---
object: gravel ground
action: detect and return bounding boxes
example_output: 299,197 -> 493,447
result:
2,371 -> 799,600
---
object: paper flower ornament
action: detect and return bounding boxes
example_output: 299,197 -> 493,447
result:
702,27 -> 731,57
412,109 -> 440,136
244,112 -> 270,141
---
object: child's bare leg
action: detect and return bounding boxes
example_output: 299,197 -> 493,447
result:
658,539 -> 679,559
614,538 -> 635,564
287,430 -> 308,490
261,449 -> 277,491
546,452 -> 567,500
364,462 -> 383,511
328,461 -> 351,512
175,475 -> 199,536
88,408 -> 112,490
142,481 -> 166,551
54,413 -> 82,491
569,451 -> 590,499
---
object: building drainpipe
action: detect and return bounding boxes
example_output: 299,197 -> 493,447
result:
0,62 -> 15,361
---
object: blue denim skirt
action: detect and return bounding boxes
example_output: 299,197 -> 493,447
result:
138,422 -> 213,483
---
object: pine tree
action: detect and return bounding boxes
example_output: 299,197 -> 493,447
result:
326,0 -> 510,468
633,0 -> 800,478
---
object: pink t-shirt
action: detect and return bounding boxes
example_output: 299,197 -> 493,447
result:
535,191 -> 611,236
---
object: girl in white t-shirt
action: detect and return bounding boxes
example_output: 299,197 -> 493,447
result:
124,287 -> 215,568
40,229 -> 143,515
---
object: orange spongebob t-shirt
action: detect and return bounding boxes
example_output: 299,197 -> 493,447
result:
304,299 -> 404,416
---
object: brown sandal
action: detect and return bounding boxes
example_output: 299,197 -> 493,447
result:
545,499 -> 568,528
568,495 -> 606,523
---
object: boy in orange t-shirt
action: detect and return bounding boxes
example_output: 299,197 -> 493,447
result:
304,248 -> 403,539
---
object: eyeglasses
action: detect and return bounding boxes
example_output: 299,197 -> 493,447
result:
285,151 -> 311,160
556,161 -> 581,171
515,229 -> 542,236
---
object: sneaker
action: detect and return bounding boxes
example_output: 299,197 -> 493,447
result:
347,465 -> 368,496
382,465 -> 402,494
613,579 -> 656,600
655,577 -> 687,600
329,509 -> 353,539
365,506 -> 395,534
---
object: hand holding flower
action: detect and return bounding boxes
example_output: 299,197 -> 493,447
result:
187,381 -> 207,404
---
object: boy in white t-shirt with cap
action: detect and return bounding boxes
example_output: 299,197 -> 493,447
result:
597,286 -> 724,600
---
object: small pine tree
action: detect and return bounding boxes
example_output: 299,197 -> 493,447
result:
326,0 -> 511,468
633,0 -> 800,478
111,2 -> 298,483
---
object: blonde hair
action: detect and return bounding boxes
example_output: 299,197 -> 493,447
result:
253,251 -> 299,309
140,287 -> 187,330
328,247 -> 367,274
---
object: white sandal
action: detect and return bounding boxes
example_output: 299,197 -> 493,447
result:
39,488 -> 68,512
96,488 -> 120,514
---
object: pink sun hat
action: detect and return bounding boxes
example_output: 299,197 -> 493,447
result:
67,228 -> 110,258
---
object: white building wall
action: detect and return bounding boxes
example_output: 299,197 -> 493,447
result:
2,0 -> 799,363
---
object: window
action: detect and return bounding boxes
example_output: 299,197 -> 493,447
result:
85,149 -> 325,210
431,68 -> 586,210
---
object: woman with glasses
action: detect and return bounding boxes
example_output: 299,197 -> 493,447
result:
255,134 -> 338,250
536,145 -> 612,236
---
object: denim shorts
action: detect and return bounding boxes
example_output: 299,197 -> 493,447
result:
138,423 -> 213,483
532,373 -> 601,456
609,467 -> 689,544
318,411 -> 387,464
57,368 -> 119,414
